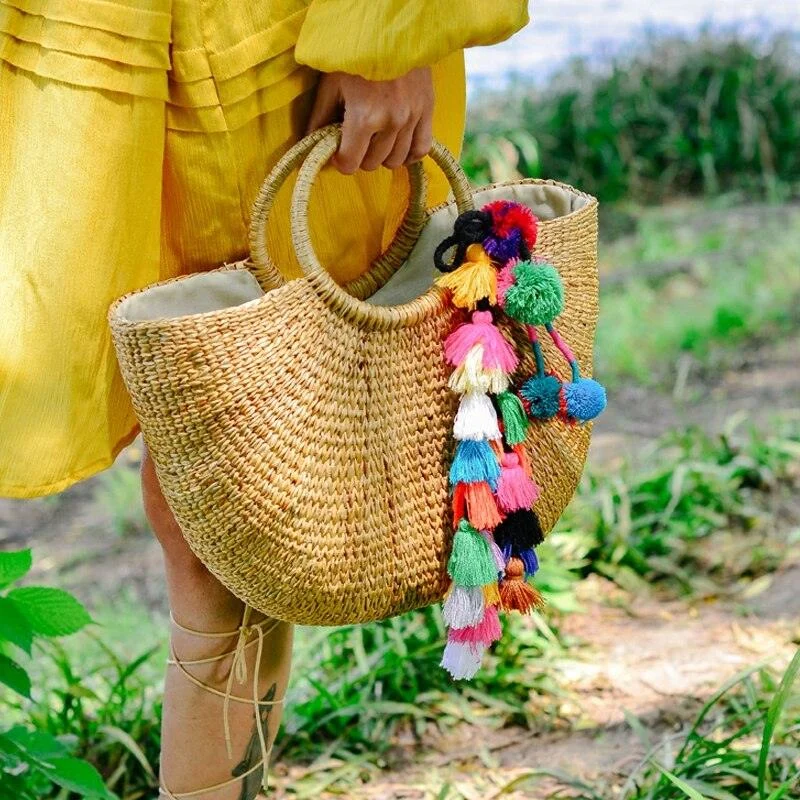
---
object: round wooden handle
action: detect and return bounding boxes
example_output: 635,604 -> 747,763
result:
290,129 -> 475,331
248,124 -> 428,299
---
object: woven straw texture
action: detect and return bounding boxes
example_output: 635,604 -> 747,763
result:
109,125 -> 598,626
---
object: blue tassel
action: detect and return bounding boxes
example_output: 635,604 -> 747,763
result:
519,548 -> 540,576
449,440 -> 501,488
501,544 -> 540,577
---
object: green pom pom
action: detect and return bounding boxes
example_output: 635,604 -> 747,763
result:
448,520 -> 497,587
504,261 -> 564,325
496,391 -> 529,445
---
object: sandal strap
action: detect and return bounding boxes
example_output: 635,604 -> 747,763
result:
162,605 -> 286,798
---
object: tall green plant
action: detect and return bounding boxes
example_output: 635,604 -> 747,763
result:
464,34 -> 800,203
0,548 -> 115,800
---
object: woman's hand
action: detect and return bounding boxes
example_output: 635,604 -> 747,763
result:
306,67 -> 434,174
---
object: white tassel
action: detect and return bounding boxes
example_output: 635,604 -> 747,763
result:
443,585 -> 485,629
440,640 -> 485,680
448,345 -> 511,395
454,393 -> 501,441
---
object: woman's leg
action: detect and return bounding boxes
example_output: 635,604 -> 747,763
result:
142,450 -> 293,799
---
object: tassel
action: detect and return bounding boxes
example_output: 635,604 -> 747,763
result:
436,244 -> 497,310
496,391 -> 528,446
449,440 -> 501,487
444,311 -> 518,373
448,605 -> 502,647
500,558 -> 545,614
494,509 -> 544,552
441,640 -> 485,680
448,520 -> 499,587
512,443 -> 532,476
465,482 -> 503,531
482,582 -> 502,606
519,547 -> 540,576
448,346 -> 511,396
482,531 -> 507,573
496,453 -> 540,513
451,483 -> 467,528
454,393 -> 501,441
443,585 -> 485,629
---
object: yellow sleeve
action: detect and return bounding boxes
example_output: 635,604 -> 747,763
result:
295,1 -> 529,80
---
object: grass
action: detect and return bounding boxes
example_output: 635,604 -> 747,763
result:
462,33 -> 800,203
595,202 -> 800,388
493,650 -> 800,800
562,417 -> 800,596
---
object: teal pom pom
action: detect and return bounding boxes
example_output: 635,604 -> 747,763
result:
520,375 -> 562,419
564,378 -> 607,421
448,520 -> 499,587
449,440 -> 501,487
503,261 -> 564,325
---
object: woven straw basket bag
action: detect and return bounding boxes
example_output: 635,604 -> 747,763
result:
109,125 -> 600,630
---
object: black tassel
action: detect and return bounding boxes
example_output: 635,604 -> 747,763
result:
494,509 -> 544,552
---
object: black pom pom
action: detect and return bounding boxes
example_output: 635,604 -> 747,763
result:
433,210 -> 493,273
494,509 -> 544,552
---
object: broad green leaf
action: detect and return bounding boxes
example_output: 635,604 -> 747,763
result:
0,549 -> 32,587
42,756 -> 114,798
759,648 -> 800,799
0,655 -> 31,698
0,597 -> 33,653
7,587 -> 92,637
3,726 -> 69,759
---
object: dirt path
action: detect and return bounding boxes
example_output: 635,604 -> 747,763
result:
272,574 -> 800,799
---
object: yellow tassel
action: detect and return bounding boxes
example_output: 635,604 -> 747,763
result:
437,244 -> 497,309
482,583 -> 501,606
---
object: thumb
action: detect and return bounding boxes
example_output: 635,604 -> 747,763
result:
305,77 -> 341,135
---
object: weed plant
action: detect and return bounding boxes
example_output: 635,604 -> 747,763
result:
463,34 -> 800,203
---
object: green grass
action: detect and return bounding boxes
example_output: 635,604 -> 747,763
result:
561,417 -> 800,596
462,33 -> 800,203
595,203 -> 800,388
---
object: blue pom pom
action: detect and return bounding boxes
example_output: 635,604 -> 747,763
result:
520,375 -> 562,419
564,378 -> 607,421
449,440 -> 501,487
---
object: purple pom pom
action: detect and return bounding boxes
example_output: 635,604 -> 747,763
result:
483,229 -> 523,264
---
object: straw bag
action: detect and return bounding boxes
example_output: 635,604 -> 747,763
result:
109,125 -> 602,651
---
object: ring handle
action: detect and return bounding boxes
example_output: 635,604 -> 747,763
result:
248,124 -> 428,299
290,130 -> 475,331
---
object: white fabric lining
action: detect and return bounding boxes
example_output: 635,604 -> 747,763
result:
115,183 -> 590,322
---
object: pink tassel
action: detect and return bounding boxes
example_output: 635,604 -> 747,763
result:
440,640 -> 485,680
448,605 -> 502,647
496,452 -> 540,513
496,258 -> 519,305
445,311 -> 519,373
482,531 -> 507,573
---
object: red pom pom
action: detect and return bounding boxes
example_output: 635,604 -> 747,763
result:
483,200 -> 538,249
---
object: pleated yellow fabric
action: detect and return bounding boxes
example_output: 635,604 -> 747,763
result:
0,0 -> 530,498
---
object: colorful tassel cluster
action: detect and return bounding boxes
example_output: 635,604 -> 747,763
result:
434,198 -> 607,680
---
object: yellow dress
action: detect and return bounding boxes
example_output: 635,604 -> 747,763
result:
0,0 -> 529,498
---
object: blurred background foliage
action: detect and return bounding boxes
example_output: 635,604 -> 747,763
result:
462,33 -> 800,203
